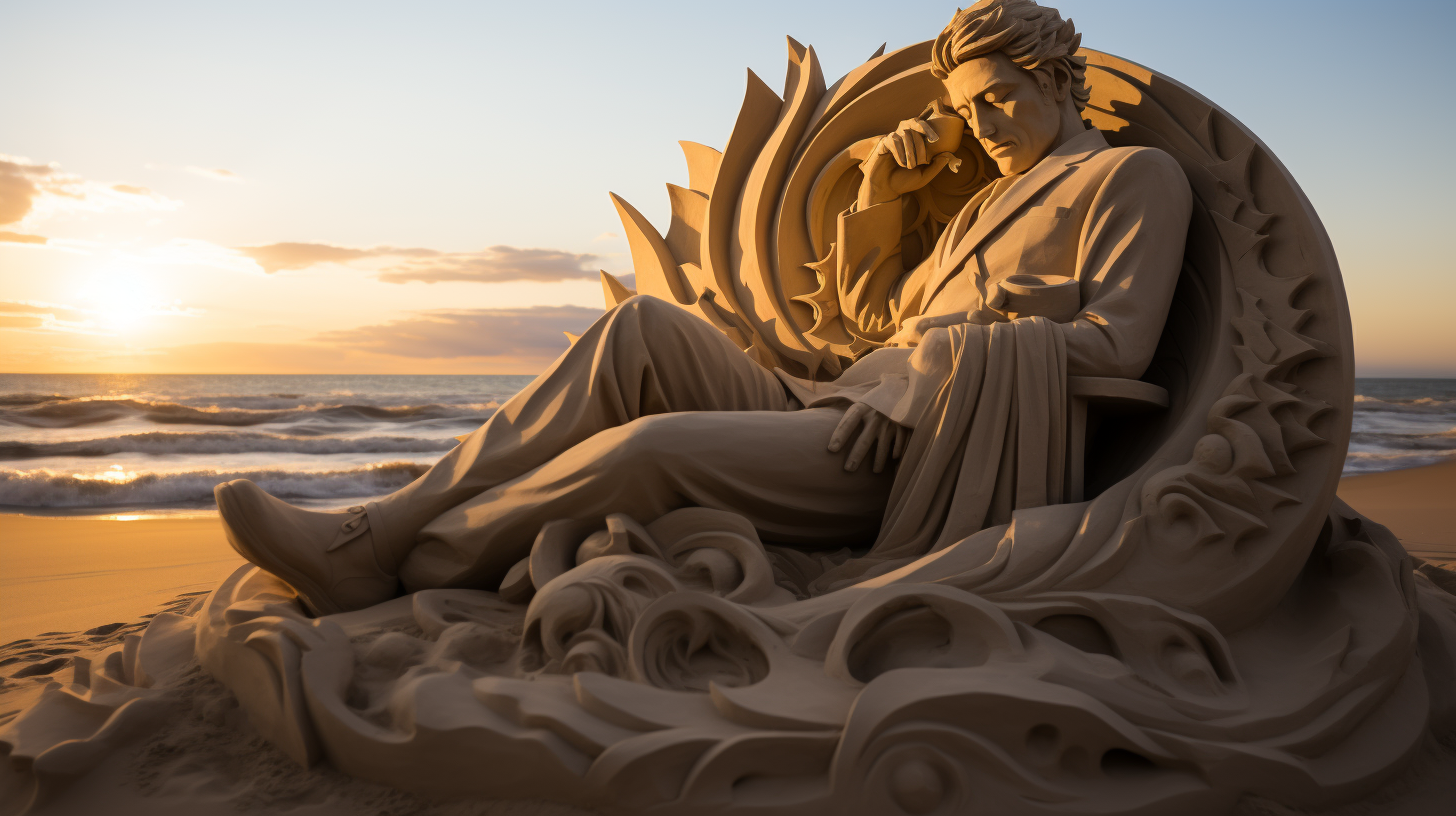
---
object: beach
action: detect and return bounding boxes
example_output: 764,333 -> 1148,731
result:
0,515 -> 242,645
1337,458 -> 1456,568
0,443 -> 1452,816
1,461 -> 1451,647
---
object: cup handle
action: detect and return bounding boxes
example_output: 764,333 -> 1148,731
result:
986,282 -> 1007,310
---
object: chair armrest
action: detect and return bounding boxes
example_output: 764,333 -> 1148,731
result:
1066,376 -> 1169,409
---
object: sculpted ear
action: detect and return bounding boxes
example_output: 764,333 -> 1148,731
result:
1048,62 -> 1074,103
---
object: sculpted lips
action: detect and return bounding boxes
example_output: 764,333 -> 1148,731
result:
987,139 -> 1016,154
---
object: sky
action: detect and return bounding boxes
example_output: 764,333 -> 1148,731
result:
1,0 -> 1452,377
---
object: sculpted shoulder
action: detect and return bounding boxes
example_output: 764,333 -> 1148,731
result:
1092,142 -> 1192,201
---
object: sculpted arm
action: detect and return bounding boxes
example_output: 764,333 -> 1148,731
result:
836,105 -> 965,342
1063,148 -> 1193,378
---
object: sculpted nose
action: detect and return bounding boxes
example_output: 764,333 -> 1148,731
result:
970,113 -> 995,140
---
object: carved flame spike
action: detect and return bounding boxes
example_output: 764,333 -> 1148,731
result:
609,192 -> 693,305
678,141 -> 723,196
600,270 -> 636,308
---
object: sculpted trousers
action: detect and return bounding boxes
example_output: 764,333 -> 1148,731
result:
378,296 -> 895,592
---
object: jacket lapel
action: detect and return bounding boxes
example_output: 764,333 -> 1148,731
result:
923,129 -> 1110,306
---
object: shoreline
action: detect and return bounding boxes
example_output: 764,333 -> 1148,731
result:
1,460 -> 1451,646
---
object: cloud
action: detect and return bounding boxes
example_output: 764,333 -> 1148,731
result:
0,157 -> 43,225
236,241 -> 600,283
593,231 -> 620,242
131,307 -> 606,373
315,305 -> 603,359
0,300 -> 97,333
237,242 -> 380,273
378,246 -> 600,284
0,298 -> 197,335
185,166 -> 242,182
0,153 -> 179,231
0,231 -> 46,244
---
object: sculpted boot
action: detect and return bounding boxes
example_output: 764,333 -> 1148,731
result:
214,479 -> 401,616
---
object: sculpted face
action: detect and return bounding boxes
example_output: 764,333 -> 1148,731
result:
944,51 -> 1065,175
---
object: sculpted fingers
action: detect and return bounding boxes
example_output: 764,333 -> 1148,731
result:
889,133 -> 910,168
872,418 -> 895,473
828,403 -> 869,453
895,124 -> 928,166
844,411 -> 883,472
893,425 -> 908,460
901,152 -> 959,192
906,117 -> 938,145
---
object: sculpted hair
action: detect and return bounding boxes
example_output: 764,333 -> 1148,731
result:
931,0 -> 1090,112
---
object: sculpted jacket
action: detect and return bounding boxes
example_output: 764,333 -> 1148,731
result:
785,127 -> 1194,582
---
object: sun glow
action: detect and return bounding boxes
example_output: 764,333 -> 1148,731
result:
75,268 -> 182,333
74,465 -> 143,483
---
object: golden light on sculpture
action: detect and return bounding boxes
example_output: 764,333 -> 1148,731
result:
3,2 -> 1455,815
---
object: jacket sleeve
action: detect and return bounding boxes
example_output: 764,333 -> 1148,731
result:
833,200 -> 938,343
1063,148 -> 1193,379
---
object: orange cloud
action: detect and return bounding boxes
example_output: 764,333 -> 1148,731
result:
0,231 -> 46,244
237,241 -> 599,283
237,242 -> 380,272
314,305 -> 602,358
0,153 -> 178,233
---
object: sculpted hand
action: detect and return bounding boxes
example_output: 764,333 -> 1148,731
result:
827,402 -> 908,473
885,312 -> 970,348
857,100 -> 967,210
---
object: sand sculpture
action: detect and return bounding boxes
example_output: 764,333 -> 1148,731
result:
6,2 -> 1456,814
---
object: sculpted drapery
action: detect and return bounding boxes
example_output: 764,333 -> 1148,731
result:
783,127 -> 1190,584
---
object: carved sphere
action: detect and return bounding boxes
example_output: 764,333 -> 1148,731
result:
888,757 -> 945,814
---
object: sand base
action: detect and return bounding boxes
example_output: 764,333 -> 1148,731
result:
1,461 -> 1453,815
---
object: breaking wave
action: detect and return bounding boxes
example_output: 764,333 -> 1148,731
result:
1347,428 -> 1456,452
0,463 -> 431,508
0,432 -> 460,460
1352,395 -> 1456,416
0,396 -> 496,429
1343,450 -> 1456,476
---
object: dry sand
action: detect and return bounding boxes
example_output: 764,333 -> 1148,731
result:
0,514 -> 243,646
1338,459 -> 1456,567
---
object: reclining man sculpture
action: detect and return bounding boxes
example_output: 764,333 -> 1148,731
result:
3,1 -> 1431,813
215,0 -> 1191,616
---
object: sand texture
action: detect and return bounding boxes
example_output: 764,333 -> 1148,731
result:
1338,459 -> 1456,568
0,516 -> 244,646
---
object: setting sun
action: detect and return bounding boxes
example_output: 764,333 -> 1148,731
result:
74,268 -> 176,332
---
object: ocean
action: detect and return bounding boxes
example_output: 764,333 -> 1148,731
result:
0,373 -> 530,515
0,374 -> 1451,515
